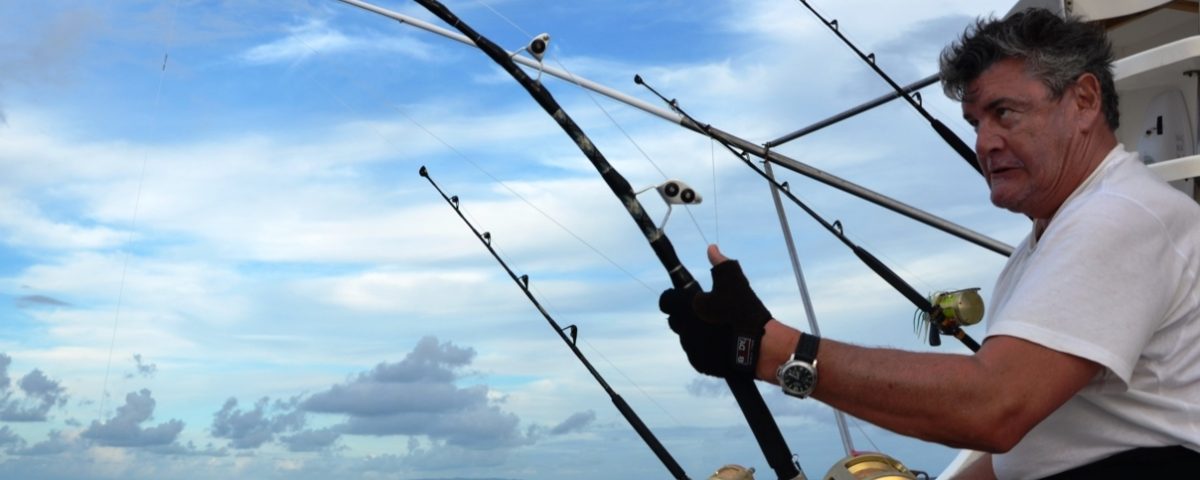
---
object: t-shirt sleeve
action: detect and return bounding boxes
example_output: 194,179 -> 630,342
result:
986,192 -> 1175,387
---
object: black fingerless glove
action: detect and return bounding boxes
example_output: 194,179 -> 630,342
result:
659,260 -> 772,378
693,260 -> 773,335
660,285 -> 740,377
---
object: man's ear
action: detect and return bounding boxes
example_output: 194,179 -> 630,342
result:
1071,73 -> 1104,131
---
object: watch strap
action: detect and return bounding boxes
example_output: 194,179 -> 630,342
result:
794,333 -> 820,364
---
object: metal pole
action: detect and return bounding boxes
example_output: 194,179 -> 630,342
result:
765,74 -> 940,149
763,159 -> 856,456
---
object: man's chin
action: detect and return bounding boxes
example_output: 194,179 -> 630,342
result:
989,190 -> 1024,213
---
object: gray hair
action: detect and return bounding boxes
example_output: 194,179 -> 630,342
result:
939,8 -> 1119,130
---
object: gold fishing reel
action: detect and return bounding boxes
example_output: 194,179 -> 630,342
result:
822,452 -> 918,480
708,451 -> 920,480
915,288 -> 985,342
708,464 -> 756,480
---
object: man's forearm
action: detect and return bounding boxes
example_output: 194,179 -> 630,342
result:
755,320 -> 1033,451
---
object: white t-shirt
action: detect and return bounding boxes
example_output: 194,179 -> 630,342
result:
987,145 -> 1200,479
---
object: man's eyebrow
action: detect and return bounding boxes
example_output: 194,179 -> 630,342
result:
984,97 -> 1010,112
964,97 -> 1015,122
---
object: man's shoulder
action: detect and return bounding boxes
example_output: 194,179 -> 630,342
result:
1076,152 -> 1200,229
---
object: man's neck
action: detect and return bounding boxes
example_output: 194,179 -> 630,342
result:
1032,134 -> 1119,240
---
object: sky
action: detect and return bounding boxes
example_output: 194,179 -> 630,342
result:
0,0 -> 1027,478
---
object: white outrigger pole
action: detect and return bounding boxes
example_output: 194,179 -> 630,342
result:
763,160 -> 856,456
334,0 -> 1014,257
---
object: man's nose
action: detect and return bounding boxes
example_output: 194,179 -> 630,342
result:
974,124 -> 1004,169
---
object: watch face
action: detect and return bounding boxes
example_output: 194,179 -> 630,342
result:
781,363 -> 816,396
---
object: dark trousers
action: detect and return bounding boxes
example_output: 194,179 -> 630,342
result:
1041,446 -> 1200,479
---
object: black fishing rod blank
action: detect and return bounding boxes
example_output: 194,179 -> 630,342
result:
405,1 -> 803,478
795,0 -> 982,175
635,75 -> 981,352
421,166 -> 691,480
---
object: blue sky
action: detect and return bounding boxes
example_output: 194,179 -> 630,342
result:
0,0 -> 1025,478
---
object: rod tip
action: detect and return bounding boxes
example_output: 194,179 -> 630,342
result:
633,74 -> 643,85
419,166 -> 428,177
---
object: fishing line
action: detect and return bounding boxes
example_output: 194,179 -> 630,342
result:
436,132 -> 695,429
393,106 -> 657,294
848,417 -> 882,454
712,138 -> 720,244
299,0 -> 687,430
548,53 -> 713,245
637,75 -> 982,352
402,2 -> 803,475
517,268 -> 690,430
287,1 -> 656,293
440,0 -> 706,433
423,167 -> 691,479
793,0 -> 982,175
471,0 -> 713,244
98,0 -> 182,422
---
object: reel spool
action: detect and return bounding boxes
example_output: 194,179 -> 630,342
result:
915,288 -> 984,342
708,464 -> 756,480
822,452 -> 917,480
932,288 -> 984,327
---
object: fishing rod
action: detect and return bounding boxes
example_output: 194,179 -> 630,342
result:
635,75 -> 981,352
794,0 -> 982,175
420,166 -> 690,479
402,1 -> 803,478
333,0 -> 1012,257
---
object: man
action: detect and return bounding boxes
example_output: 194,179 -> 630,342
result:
662,8 -> 1200,479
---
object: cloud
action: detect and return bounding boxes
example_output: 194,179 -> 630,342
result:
126,353 -> 157,379
210,396 -> 305,449
81,389 -> 184,447
360,447 -> 510,473
685,376 -> 730,398
0,354 -> 9,391
0,192 -> 128,250
239,19 -> 432,65
14,294 -> 70,308
279,427 -> 341,452
0,425 -> 24,450
0,354 -> 68,422
146,441 -> 229,457
547,410 -> 595,436
10,430 -> 71,456
0,7 -> 99,122
301,337 -> 532,450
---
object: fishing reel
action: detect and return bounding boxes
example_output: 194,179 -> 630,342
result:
635,179 -> 703,231
822,452 -> 921,480
708,451 -> 919,480
510,32 -> 550,82
914,288 -> 985,346
708,464 -> 756,480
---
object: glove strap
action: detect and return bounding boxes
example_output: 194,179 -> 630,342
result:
732,333 -> 760,376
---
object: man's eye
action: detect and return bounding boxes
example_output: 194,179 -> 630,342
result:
996,107 -> 1013,119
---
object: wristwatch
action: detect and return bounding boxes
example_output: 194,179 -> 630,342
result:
777,333 -> 820,398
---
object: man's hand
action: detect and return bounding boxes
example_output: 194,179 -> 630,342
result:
659,245 -> 774,378
660,284 -> 740,377
693,245 -> 773,335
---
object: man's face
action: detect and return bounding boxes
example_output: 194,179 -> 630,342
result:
962,58 -> 1084,219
